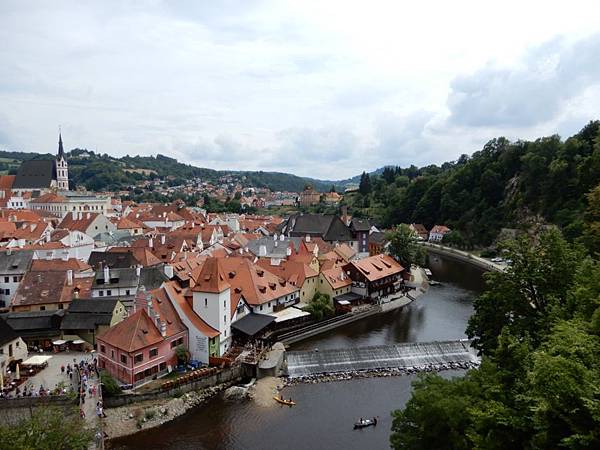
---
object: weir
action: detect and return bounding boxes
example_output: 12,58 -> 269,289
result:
285,340 -> 479,378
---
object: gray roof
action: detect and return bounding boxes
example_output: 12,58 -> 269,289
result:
0,317 -> 19,346
231,313 -> 275,336
1,310 -> 65,333
350,218 -> 371,232
0,250 -> 34,274
93,267 -> 139,289
12,160 -> 57,189
89,251 -> 136,270
139,266 -> 169,290
92,230 -> 137,246
282,214 -> 354,242
61,313 -> 113,330
67,298 -> 118,314
369,231 -> 387,245
246,236 -> 303,258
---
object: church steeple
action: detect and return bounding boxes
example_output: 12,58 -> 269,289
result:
58,132 -> 64,159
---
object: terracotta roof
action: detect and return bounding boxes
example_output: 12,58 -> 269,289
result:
133,286 -> 187,338
29,192 -> 66,203
257,259 -> 318,288
116,216 -> 144,230
31,258 -> 92,272
12,272 -> 94,308
0,175 -> 15,190
97,309 -> 163,353
191,257 -> 230,293
57,213 -> 99,233
344,254 -> 404,282
333,243 -> 357,262
320,266 -> 352,289
430,225 -> 451,234
163,282 -> 219,338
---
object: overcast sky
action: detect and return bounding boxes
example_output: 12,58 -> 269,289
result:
1,1 -> 599,179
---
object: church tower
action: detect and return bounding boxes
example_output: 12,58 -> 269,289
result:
56,132 -> 69,191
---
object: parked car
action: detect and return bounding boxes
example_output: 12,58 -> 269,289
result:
491,257 -> 504,263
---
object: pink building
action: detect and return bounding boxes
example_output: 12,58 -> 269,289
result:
96,287 -> 188,386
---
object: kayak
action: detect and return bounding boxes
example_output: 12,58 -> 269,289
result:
354,417 -> 377,429
274,396 -> 296,406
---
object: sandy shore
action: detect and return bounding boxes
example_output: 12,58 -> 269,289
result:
248,376 -> 284,407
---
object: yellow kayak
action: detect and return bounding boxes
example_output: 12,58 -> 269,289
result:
274,396 -> 296,406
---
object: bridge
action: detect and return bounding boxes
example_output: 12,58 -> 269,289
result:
285,340 -> 479,378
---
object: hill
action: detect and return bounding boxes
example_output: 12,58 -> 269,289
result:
345,120 -> 600,247
0,149 -> 334,193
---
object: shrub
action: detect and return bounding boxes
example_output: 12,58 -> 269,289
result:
100,372 -> 122,397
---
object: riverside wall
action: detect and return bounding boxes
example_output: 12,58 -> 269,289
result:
103,365 -> 243,408
0,396 -> 77,426
422,243 -> 503,272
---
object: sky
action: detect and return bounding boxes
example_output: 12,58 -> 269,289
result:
1,0 -> 599,180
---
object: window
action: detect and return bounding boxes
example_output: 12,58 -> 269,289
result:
159,362 -> 166,371
223,314 -> 226,323
13,276 -> 18,282
111,350 -> 115,359
99,291 -> 104,297
100,345 -> 106,354
3,277 -> 8,283
125,290 -> 130,296
223,300 -> 226,308
149,348 -> 158,358
134,354 -> 143,363
58,303 -> 64,310
39,306 -> 45,311
121,354 -> 127,364
5,289 -> 9,295
106,290 -> 112,296
259,305 -> 263,311
204,298 -> 208,307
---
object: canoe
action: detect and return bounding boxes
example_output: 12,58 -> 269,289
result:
354,418 -> 377,429
274,396 -> 295,406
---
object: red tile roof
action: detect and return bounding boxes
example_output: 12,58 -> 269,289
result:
97,309 -> 163,353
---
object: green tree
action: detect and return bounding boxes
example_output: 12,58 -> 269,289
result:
303,292 -> 334,321
0,407 -> 93,450
386,224 -> 425,269
358,171 -> 371,195
100,371 -> 122,397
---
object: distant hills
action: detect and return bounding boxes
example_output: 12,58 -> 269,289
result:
0,149 -> 342,193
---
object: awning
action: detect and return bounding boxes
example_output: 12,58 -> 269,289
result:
52,340 -> 67,345
269,307 -> 310,323
337,300 -> 351,306
231,313 -> 275,336
334,292 -> 363,304
72,339 -> 85,345
22,355 -> 53,366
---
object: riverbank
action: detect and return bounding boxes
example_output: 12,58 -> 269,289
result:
422,242 -> 505,272
104,381 -> 233,440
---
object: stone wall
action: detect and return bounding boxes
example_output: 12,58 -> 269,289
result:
0,396 -> 77,426
104,365 -> 243,408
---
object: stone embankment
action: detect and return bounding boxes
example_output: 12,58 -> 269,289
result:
104,381 -> 233,440
284,360 -> 480,386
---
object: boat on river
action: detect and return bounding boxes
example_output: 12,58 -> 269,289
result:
353,417 -> 378,429
274,395 -> 296,406
429,280 -> 442,286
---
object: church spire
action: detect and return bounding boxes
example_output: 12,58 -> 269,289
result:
58,130 -> 64,159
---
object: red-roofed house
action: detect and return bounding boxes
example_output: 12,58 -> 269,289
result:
58,211 -> 115,237
428,225 -> 451,243
97,286 -> 188,386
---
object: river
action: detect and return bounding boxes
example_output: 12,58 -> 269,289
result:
112,254 -> 486,450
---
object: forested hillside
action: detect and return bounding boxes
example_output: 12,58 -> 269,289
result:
0,148 -> 333,193
348,121 -> 600,247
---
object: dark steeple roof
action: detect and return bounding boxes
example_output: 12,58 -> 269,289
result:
57,132 -> 64,159
12,160 -> 57,189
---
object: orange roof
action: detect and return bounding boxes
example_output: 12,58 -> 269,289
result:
133,286 -> 187,337
163,282 -> 219,338
344,254 -> 404,282
57,213 -> 100,233
97,309 -> 163,352
430,225 -> 451,234
116,216 -> 144,230
0,175 -> 15,190
31,258 -> 92,272
12,272 -> 93,308
257,259 -> 318,288
320,266 -> 352,289
30,193 -> 66,203
191,257 -> 231,293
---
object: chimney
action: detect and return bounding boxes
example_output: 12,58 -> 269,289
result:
280,234 -> 284,241
161,234 -> 166,245
160,321 -> 167,338
78,211 -> 82,220
273,233 -> 278,241
86,212 -> 90,219
37,273 -> 42,283
274,240 -> 278,248
66,269 -> 73,286
306,235 -> 311,242
164,264 -> 174,279
136,265 -> 141,277
258,245 -> 267,257
103,265 -> 110,282
146,294 -> 152,316
72,211 -> 77,220
149,237 -> 153,248
286,246 -> 292,257
341,205 -> 348,225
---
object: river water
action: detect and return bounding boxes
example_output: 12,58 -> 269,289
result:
112,254 -> 486,450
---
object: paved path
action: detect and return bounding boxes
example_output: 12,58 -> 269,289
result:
421,242 -> 506,272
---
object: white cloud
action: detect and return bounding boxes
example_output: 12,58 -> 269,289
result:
0,0 -> 599,178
